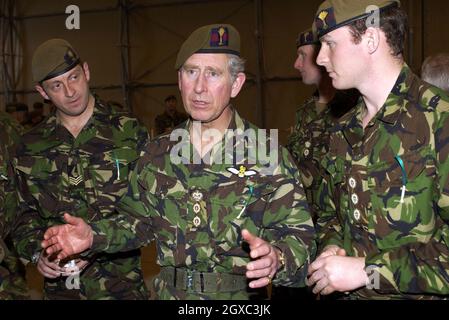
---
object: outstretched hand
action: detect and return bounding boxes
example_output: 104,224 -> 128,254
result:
41,213 -> 94,260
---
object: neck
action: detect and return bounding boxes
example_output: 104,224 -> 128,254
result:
190,106 -> 233,158
317,75 -> 336,104
359,58 -> 403,128
58,94 -> 95,138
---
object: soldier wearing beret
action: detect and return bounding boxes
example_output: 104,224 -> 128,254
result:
306,0 -> 449,299
11,39 -> 149,299
287,28 -> 358,222
41,24 -> 316,300
154,95 -> 188,136
275,28 -> 357,301
5,103 -> 31,131
0,111 -> 30,299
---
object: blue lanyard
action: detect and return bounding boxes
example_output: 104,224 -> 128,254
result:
394,155 -> 407,185
237,185 -> 254,219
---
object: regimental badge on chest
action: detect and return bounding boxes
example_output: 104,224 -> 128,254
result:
227,165 -> 257,178
190,189 -> 204,228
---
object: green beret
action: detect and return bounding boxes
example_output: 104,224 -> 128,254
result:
296,29 -> 318,48
175,24 -> 240,70
32,39 -> 80,83
313,0 -> 400,38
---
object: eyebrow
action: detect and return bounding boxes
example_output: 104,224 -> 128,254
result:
183,64 -> 199,69
183,64 -> 223,73
45,68 -> 82,86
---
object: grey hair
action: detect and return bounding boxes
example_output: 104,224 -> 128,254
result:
421,53 -> 449,92
226,54 -> 245,82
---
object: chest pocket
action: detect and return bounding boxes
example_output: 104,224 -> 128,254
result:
15,156 -> 63,217
137,168 -> 188,216
85,148 -> 140,206
368,148 -> 436,249
208,177 -> 276,252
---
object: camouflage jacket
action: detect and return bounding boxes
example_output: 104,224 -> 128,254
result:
12,98 -> 150,300
0,112 -> 29,299
154,110 -> 188,136
318,64 -> 449,299
0,112 -> 23,253
287,91 -> 358,221
286,96 -> 332,220
87,108 -> 316,299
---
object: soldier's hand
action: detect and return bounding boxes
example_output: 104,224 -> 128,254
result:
315,245 -> 346,260
41,213 -> 94,260
60,258 -> 90,277
37,251 -> 64,279
242,229 -> 281,289
307,255 -> 368,295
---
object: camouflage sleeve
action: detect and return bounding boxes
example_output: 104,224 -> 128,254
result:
285,106 -> 304,161
11,169 -> 47,263
263,148 -> 316,287
315,158 -> 343,251
364,109 -> 449,295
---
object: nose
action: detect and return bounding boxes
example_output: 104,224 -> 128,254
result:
194,72 -> 206,94
293,56 -> 302,71
64,83 -> 75,98
316,45 -> 328,67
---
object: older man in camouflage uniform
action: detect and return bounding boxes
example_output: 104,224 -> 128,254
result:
0,111 -> 30,299
41,24 -> 316,300
11,39 -> 149,299
306,0 -> 449,299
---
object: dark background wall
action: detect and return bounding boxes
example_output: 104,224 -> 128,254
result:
3,0 -> 447,142
1,0 -> 449,299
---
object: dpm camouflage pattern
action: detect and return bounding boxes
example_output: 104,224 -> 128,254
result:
12,98 -> 149,300
287,90 -> 358,220
88,108 -> 316,300
317,64 -> 449,299
0,112 -> 30,300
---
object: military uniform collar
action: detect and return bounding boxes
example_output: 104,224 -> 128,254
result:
41,94 -> 109,140
183,106 -> 249,164
376,63 -> 412,126
184,106 -> 244,132
337,63 -> 412,148
338,100 -> 365,149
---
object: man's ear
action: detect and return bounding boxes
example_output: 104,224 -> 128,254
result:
365,27 -> 380,54
82,62 -> 91,82
230,72 -> 246,98
35,84 -> 50,101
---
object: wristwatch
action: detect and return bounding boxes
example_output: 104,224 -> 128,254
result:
31,251 -> 41,265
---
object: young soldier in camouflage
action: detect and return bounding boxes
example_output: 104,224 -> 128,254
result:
41,24 -> 316,300
0,112 -> 30,299
12,39 -> 149,299
277,28 -> 357,301
287,28 -> 357,222
307,0 -> 449,299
